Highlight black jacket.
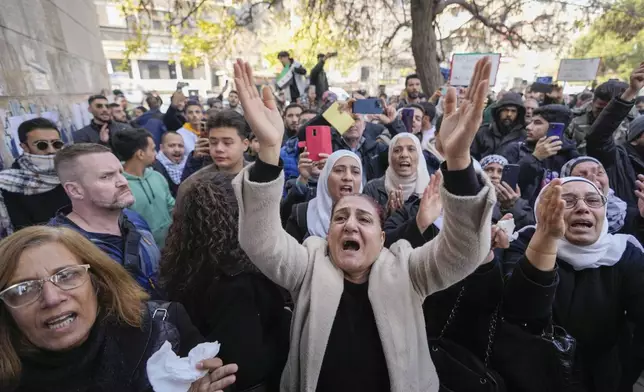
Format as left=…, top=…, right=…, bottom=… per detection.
left=3, top=161, right=70, bottom=231
left=285, top=201, right=310, bottom=243
left=501, top=228, right=644, bottom=392
left=163, top=105, right=186, bottom=132
left=151, top=159, right=179, bottom=198
left=14, top=302, right=202, bottom=392
left=72, top=120, right=129, bottom=147
left=363, top=177, right=388, bottom=208
left=471, top=92, right=527, bottom=160
left=309, top=59, right=329, bottom=96
left=509, top=139, right=580, bottom=207
left=181, top=273, right=290, bottom=391
left=331, top=133, right=389, bottom=182
left=383, top=195, right=440, bottom=248
left=586, top=97, right=644, bottom=207
left=181, top=152, right=213, bottom=182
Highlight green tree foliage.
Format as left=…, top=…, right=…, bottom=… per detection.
left=572, top=0, right=644, bottom=81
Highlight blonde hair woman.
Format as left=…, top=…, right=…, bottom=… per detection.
left=0, top=226, right=237, bottom=392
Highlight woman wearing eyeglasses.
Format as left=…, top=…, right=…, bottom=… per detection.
left=0, top=226, right=238, bottom=392
left=500, top=177, right=644, bottom=392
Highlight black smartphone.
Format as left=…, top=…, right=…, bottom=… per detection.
left=401, top=108, right=414, bottom=133
left=501, top=164, right=521, bottom=190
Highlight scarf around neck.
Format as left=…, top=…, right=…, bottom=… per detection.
left=523, top=177, right=642, bottom=270
left=385, top=133, right=430, bottom=201
left=156, top=151, right=187, bottom=185
left=0, top=154, right=61, bottom=238
left=306, top=150, right=363, bottom=237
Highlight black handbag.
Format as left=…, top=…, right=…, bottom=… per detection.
left=429, top=286, right=507, bottom=392
left=491, top=317, right=586, bottom=392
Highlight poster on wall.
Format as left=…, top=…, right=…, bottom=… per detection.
left=7, top=114, right=37, bottom=157
left=71, top=104, right=84, bottom=130
left=449, top=53, right=502, bottom=86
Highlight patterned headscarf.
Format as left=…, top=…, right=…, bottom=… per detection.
left=480, top=154, right=508, bottom=169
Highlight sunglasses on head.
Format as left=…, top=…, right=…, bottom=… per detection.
left=34, top=140, right=64, bottom=151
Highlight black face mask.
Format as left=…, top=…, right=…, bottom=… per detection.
left=638, top=109, right=644, bottom=115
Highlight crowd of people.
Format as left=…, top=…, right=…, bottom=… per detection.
left=0, top=50, right=643, bottom=392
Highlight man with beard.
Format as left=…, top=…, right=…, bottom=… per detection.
left=524, top=97, right=539, bottom=125
left=153, top=131, right=186, bottom=197
left=73, top=95, right=128, bottom=147
left=108, top=103, right=129, bottom=124
left=397, top=74, right=422, bottom=109
left=0, top=118, right=69, bottom=237
left=227, top=90, right=244, bottom=115
left=280, top=104, right=304, bottom=181
left=500, top=104, right=578, bottom=206
left=49, top=143, right=162, bottom=297
left=470, top=91, right=527, bottom=160
left=567, top=80, right=631, bottom=154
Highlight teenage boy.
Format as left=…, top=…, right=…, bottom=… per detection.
left=177, top=109, right=250, bottom=203
left=111, top=128, right=175, bottom=248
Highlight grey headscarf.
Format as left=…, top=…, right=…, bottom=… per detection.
left=561, top=156, right=627, bottom=234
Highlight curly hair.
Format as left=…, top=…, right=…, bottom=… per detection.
left=160, top=171, right=258, bottom=313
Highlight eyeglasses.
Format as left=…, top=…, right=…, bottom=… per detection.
left=0, top=265, right=90, bottom=308
left=561, top=194, right=606, bottom=209
left=34, top=140, right=64, bottom=151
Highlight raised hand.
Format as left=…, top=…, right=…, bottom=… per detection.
left=491, top=213, right=513, bottom=250
left=99, top=123, right=110, bottom=144
left=387, top=186, right=404, bottom=215
left=297, top=150, right=314, bottom=183
left=623, top=62, right=644, bottom=101
left=535, top=179, right=566, bottom=239
left=416, top=171, right=443, bottom=233
left=634, top=174, right=644, bottom=218
left=377, top=99, right=397, bottom=125
left=234, top=59, right=283, bottom=165
left=438, top=57, right=492, bottom=170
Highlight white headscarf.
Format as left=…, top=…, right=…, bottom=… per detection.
left=306, top=150, right=363, bottom=238
left=385, top=133, right=430, bottom=201
left=527, top=177, right=642, bottom=270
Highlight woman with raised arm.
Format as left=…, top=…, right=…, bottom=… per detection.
left=231, top=58, right=496, bottom=392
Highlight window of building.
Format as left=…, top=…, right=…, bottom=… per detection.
left=182, top=64, right=205, bottom=79
left=105, top=5, right=126, bottom=27
left=139, top=60, right=175, bottom=79
left=109, top=59, right=133, bottom=78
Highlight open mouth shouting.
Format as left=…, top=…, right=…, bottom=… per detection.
left=44, top=312, right=77, bottom=331
left=339, top=185, right=354, bottom=196
left=569, top=219, right=594, bottom=232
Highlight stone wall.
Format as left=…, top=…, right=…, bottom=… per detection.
left=0, top=0, right=109, bottom=167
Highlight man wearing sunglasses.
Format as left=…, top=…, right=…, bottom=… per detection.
left=72, top=94, right=128, bottom=147
left=0, top=118, right=70, bottom=237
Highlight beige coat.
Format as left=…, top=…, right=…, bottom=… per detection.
left=232, top=165, right=496, bottom=392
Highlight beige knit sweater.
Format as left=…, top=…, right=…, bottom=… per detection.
left=232, top=164, right=496, bottom=392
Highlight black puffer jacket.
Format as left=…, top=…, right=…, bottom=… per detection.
left=471, top=93, right=527, bottom=160
left=586, top=96, right=644, bottom=207
left=511, top=139, right=580, bottom=207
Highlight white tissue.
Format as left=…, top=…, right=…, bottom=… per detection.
left=496, top=218, right=519, bottom=242
left=147, top=341, right=221, bottom=392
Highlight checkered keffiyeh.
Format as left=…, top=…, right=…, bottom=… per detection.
left=156, top=151, right=187, bottom=185
left=0, top=154, right=60, bottom=238
left=480, top=154, right=509, bottom=169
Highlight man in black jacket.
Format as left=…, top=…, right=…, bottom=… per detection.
left=501, top=104, right=579, bottom=206
left=585, top=63, right=644, bottom=207
left=0, top=118, right=69, bottom=237
left=470, top=92, right=526, bottom=160
left=73, top=95, right=128, bottom=147
left=309, top=53, right=336, bottom=98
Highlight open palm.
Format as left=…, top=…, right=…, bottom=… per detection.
left=416, top=171, right=443, bottom=233
left=233, top=59, right=284, bottom=149
left=438, top=58, right=492, bottom=168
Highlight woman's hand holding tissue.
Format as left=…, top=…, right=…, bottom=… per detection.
left=189, top=358, right=238, bottom=392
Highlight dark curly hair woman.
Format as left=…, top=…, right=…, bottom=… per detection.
left=161, top=171, right=290, bottom=392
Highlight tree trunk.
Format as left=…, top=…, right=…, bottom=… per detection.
left=410, top=0, right=443, bottom=95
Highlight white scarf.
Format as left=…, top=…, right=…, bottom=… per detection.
left=306, top=150, right=363, bottom=238
left=384, top=133, right=430, bottom=201
left=526, top=177, right=642, bottom=270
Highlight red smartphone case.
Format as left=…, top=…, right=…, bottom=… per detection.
left=306, top=126, right=333, bottom=161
